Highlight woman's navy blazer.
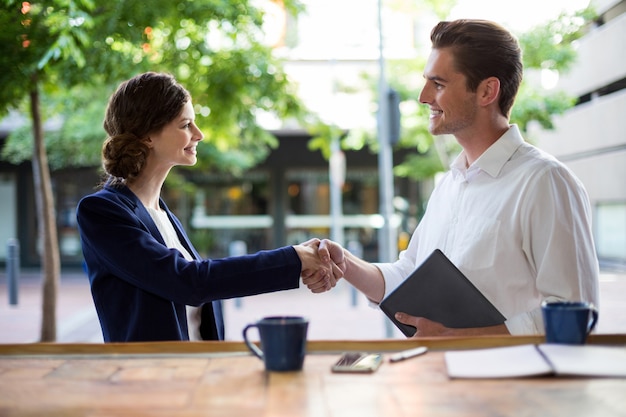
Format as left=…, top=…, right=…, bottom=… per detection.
left=76, top=184, right=301, bottom=342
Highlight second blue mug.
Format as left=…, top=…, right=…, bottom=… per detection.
left=542, top=300, right=598, bottom=344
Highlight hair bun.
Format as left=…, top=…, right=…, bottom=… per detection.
left=102, top=133, right=149, bottom=181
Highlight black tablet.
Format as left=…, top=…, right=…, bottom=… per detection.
left=379, top=249, right=506, bottom=337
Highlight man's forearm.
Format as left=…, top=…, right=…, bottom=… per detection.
left=342, top=249, right=386, bottom=303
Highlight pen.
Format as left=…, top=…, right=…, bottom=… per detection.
left=389, top=346, right=428, bottom=363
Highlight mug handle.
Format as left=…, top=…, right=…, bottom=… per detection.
left=242, top=324, right=264, bottom=360
left=587, top=306, right=599, bottom=334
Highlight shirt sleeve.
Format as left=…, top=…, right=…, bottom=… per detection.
left=514, top=163, right=600, bottom=334
left=374, top=224, right=424, bottom=301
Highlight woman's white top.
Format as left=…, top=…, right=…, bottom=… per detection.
left=146, top=206, right=202, bottom=340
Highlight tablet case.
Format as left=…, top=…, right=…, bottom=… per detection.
left=379, top=249, right=506, bottom=337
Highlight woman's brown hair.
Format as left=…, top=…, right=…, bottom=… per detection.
left=101, top=72, right=190, bottom=185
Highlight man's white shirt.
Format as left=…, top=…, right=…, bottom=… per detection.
left=376, top=125, right=599, bottom=335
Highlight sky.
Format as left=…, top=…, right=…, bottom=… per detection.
left=449, top=0, right=591, bottom=31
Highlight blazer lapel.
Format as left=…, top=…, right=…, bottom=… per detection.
left=109, top=185, right=166, bottom=245
left=160, top=199, right=201, bottom=260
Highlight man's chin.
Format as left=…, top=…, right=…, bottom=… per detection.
left=429, top=126, right=443, bottom=136
left=429, top=123, right=451, bottom=136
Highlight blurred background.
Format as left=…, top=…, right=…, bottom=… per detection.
left=1, top=0, right=624, bottom=342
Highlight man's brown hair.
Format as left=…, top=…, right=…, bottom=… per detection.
left=430, top=19, right=523, bottom=117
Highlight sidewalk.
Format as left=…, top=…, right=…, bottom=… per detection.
left=1, top=270, right=625, bottom=344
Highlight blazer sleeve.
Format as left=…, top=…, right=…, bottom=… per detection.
left=76, top=192, right=301, bottom=306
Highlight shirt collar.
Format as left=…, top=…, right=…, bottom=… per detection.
left=450, top=124, right=525, bottom=180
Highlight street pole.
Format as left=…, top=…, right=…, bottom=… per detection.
left=377, top=0, right=397, bottom=338
left=7, top=238, right=19, bottom=305
left=329, top=136, right=345, bottom=248
left=377, top=0, right=396, bottom=265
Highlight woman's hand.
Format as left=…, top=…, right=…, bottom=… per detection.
left=294, top=239, right=341, bottom=293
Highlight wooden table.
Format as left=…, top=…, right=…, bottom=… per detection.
left=1, top=336, right=625, bottom=417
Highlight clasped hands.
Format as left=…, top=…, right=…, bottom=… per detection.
left=294, top=238, right=345, bottom=294
left=295, top=238, right=463, bottom=338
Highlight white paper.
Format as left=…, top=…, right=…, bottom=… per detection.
left=445, top=344, right=626, bottom=379
left=445, top=344, right=552, bottom=379
left=538, top=344, right=626, bottom=377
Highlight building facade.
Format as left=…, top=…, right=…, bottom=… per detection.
left=532, top=0, right=626, bottom=268
left=0, top=132, right=418, bottom=268
left=1, top=0, right=624, bottom=269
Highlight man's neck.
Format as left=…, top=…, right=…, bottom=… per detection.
left=457, top=122, right=510, bottom=166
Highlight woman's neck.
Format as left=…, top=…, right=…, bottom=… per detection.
left=127, top=171, right=168, bottom=211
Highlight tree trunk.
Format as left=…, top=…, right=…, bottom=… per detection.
left=30, top=74, right=60, bottom=342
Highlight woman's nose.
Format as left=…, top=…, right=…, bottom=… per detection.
left=194, top=126, right=204, bottom=141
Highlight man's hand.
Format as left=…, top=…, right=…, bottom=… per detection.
left=318, top=239, right=347, bottom=276
left=294, top=239, right=339, bottom=293
left=395, top=313, right=450, bottom=337
left=394, top=312, right=510, bottom=337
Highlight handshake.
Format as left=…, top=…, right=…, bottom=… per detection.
left=293, top=238, right=346, bottom=293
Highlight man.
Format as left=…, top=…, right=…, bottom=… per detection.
left=320, top=19, right=599, bottom=336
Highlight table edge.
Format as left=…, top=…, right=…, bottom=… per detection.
left=1, top=334, right=624, bottom=357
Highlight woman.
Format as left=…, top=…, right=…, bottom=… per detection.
left=77, top=72, right=336, bottom=342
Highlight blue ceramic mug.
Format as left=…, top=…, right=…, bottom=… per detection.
left=541, top=301, right=598, bottom=344
left=243, top=316, right=309, bottom=372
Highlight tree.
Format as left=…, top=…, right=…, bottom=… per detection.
left=0, top=0, right=306, bottom=341
left=511, top=7, right=597, bottom=133
left=390, top=6, right=597, bottom=182
left=0, top=0, right=96, bottom=342
left=311, top=4, right=597, bottom=183
left=307, top=0, right=456, bottom=161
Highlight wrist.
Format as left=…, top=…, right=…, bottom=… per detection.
left=338, top=247, right=350, bottom=277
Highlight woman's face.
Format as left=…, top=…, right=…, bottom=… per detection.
left=146, top=100, right=203, bottom=168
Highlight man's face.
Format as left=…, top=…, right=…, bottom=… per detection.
left=419, top=48, right=477, bottom=137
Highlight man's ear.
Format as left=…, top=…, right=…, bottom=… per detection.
left=478, top=77, right=500, bottom=107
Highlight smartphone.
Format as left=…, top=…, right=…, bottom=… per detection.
left=331, top=352, right=383, bottom=373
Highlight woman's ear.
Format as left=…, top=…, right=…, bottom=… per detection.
left=143, top=136, right=154, bottom=149
left=478, top=77, right=500, bottom=107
